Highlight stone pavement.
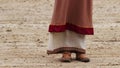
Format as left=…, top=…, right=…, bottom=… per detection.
left=0, top=0, right=120, bottom=68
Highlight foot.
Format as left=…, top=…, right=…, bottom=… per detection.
left=76, top=53, right=90, bottom=62
left=61, top=51, right=72, bottom=62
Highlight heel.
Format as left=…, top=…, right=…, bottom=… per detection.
left=61, top=52, right=72, bottom=62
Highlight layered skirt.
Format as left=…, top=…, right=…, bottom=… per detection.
left=47, top=0, right=94, bottom=54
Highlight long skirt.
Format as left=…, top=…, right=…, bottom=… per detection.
left=47, top=0, right=94, bottom=54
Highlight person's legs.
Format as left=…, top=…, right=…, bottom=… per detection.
left=47, top=30, right=90, bottom=62
left=47, top=0, right=93, bottom=62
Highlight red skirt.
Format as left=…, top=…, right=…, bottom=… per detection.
left=48, top=0, right=94, bottom=35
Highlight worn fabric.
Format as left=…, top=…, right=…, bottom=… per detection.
left=47, top=30, right=86, bottom=54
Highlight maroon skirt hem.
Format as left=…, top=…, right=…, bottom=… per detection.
left=48, top=23, right=94, bottom=35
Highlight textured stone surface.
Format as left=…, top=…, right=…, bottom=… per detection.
left=0, top=0, right=120, bottom=68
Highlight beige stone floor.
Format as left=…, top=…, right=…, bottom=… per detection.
left=0, top=0, right=120, bottom=68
